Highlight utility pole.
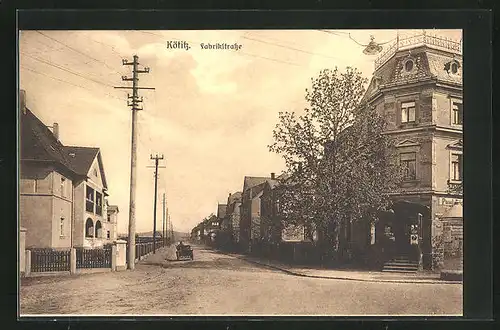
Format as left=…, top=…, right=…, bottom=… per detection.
left=115, top=55, right=154, bottom=270
left=162, top=193, right=166, bottom=247
left=170, top=215, right=174, bottom=243
left=149, top=154, right=164, bottom=254
left=166, top=207, right=169, bottom=245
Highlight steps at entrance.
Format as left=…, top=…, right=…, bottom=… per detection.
left=383, top=256, right=418, bottom=273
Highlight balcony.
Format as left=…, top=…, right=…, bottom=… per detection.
left=96, top=205, right=102, bottom=216
left=86, top=200, right=94, bottom=213
left=374, top=33, right=462, bottom=71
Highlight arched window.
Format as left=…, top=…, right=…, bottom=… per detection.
left=95, top=220, right=102, bottom=238
left=85, top=218, right=94, bottom=238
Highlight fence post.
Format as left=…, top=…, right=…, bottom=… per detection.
left=70, top=248, right=76, bottom=274
left=111, top=244, right=117, bottom=271
left=25, top=250, right=31, bottom=277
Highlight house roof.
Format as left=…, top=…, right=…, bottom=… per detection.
left=227, top=192, right=242, bottom=204
left=361, top=43, right=462, bottom=105
left=20, top=108, right=80, bottom=177
left=242, top=176, right=272, bottom=192
left=64, top=146, right=108, bottom=189
left=107, top=205, right=119, bottom=213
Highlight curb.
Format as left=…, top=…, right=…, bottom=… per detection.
left=213, top=248, right=461, bottom=285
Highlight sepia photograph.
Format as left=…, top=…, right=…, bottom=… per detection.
left=18, top=28, right=464, bottom=317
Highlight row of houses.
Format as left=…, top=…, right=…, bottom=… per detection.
left=192, top=33, right=464, bottom=272
left=19, top=90, right=119, bottom=250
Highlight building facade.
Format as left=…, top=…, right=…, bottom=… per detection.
left=105, top=204, right=119, bottom=243
left=226, top=192, right=242, bottom=244
left=19, top=90, right=116, bottom=250
left=359, top=33, right=463, bottom=270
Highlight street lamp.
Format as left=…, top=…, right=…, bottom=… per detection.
left=348, top=34, right=389, bottom=56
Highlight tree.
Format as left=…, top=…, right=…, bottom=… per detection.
left=269, top=67, right=401, bottom=262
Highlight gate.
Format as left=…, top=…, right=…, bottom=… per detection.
left=76, top=246, right=112, bottom=269
left=31, top=248, right=70, bottom=272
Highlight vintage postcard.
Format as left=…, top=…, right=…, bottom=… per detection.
left=18, top=28, right=463, bottom=317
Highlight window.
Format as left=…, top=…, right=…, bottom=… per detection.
left=107, top=231, right=110, bottom=239
left=60, top=177, right=66, bottom=197
left=95, top=221, right=102, bottom=238
left=400, top=152, right=417, bottom=181
left=86, top=185, right=95, bottom=213
left=405, top=60, right=414, bottom=72
left=451, top=153, right=463, bottom=181
left=451, top=63, right=459, bottom=74
left=401, top=101, right=416, bottom=123
left=107, top=214, right=111, bottom=222
left=60, top=217, right=65, bottom=237
left=93, top=168, right=98, bottom=177
left=85, top=218, right=94, bottom=238
left=452, top=101, right=463, bottom=125
left=95, top=192, right=103, bottom=216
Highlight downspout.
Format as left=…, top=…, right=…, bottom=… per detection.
left=70, top=177, right=75, bottom=249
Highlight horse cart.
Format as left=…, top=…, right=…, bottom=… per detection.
left=176, top=244, right=194, bottom=260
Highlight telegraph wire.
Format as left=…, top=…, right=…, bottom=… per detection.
left=21, top=51, right=117, bottom=88
left=241, top=35, right=343, bottom=60
left=20, top=65, right=127, bottom=102
left=35, top=31, right=123, bottom=75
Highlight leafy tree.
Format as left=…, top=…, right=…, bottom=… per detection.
left=269, top=67, right=401, bottom=262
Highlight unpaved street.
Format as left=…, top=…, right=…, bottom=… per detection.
left=20, top=245, right=462, bottom=316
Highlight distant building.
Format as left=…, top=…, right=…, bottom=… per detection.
left=225, top=192, right=242, bottom=244
left=19, top=89, right=115, bottom=249
left=217, top=203, right=227, bottom=229
left=260, top=174, right=310, bottom=244
left=105, top=203, right=119, bottom=243
left=239, top=174, right=279, bottom=253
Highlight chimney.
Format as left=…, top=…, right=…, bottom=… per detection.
left=20, top=89, right=26, bottom=115
left=271, top=172, right=275, bottom=180
left=52, top=122, right=59, bottom=140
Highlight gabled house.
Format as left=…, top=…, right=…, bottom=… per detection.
left=217, top=203, right=228, bottom=230
left=225, top=192, right=242, bottom=244
left=64, top=145, right=109, bottom=248
left=19, top=89, right=115, bottom=249
left=239, top=174, right=279, bottom=253
left=260, top=173, right=311, bottom=244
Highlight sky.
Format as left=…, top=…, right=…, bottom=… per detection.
left=19, top=29, right=461, bottom=234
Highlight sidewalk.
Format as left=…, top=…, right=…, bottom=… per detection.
left=214, top=248, right=461, bottom=285
left=139, top=245, right=175, bottom=265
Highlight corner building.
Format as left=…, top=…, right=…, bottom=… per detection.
left=360, top=33, right=463, bottom=270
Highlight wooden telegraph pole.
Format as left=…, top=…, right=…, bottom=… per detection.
left=114, top=55, right=154, bottom=270
left=162, top=193, right=166, bottom=247
left=149, top=154, right=165, bottom=254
